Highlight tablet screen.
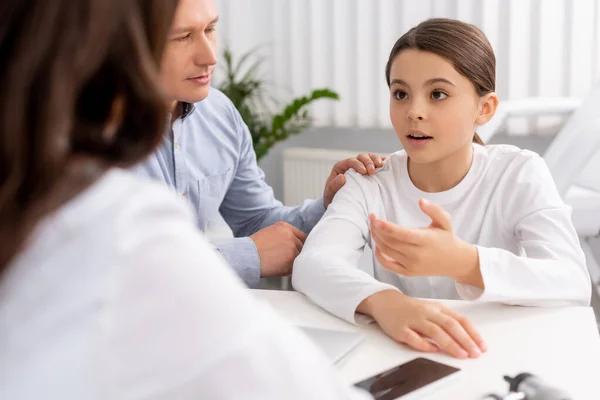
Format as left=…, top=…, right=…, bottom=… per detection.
left=354, top=357, right=460, bottom=399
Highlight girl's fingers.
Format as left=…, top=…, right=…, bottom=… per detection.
left=397, top=328, right=440, bottom=353
left=374, top=247, right=409, bottom=275
left=442, top=306, right=488, bottom=353
left=416, top=321, right=469, bottom=359
left=429, top=312, right=481, bottom=358
left=369, top=214, right=423, bottom=246
left=371, top=232, right=408, bottom=263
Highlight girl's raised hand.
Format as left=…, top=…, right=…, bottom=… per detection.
left=370, top=199, right=484, bottom=288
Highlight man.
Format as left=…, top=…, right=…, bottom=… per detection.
left=134, top=0, right=384, bottom=287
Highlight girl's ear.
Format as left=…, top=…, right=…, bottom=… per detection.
left=475, top=92, right=499, bottom=126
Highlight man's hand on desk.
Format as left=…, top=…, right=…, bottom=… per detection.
left=251, top=222, right=307, bottom=278
left=358, top=290, right=487, bottom=359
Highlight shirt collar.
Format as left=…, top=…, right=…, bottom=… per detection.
left=180, top=102, right=195, bottom=120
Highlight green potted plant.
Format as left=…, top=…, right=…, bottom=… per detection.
left=217, top=46, right=339, bottom=161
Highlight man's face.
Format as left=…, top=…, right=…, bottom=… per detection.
left=160, top=0, right=219, bottom=104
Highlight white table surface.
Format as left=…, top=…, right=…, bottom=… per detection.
left=252, top=289, right=600, bottom=400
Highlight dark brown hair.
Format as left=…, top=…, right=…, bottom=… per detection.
left=0, top=0, right=179, bottom=272
left=385, top=18, right=496, bottom=146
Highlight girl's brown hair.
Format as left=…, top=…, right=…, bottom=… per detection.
left=0, top=0, right=179, bottom=272
left=385, top=18, right=496, bottom=146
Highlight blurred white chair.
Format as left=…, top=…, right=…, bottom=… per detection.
left=476, top=97, right=583, bottom=143
left=480, top=85, right=600, bottom=324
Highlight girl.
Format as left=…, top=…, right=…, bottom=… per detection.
left=0, top=0, right=369, bottom=398
left=292, top=18, right=590, bottom=360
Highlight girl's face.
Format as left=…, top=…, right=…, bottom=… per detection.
left=388, top=49, right=496, bottom=165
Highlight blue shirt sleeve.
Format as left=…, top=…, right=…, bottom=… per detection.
left=218, top=103, right=327, bottom=238
left=212, top=237, right=261, bottom=288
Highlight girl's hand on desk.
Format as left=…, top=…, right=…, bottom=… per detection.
left=358, top=290, right=487, bottom=359
left=369, top=199, right=484, bottom=289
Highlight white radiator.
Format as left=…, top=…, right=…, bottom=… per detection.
left=283, top=147, right=359, bottom=206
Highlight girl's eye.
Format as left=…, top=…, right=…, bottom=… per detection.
left=393, top=90, right=408, bottom=100
left=431, top=91, right=448, bottom=100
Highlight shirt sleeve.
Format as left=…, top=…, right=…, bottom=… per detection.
left=218, top=104, right=326, bottom=237
left=103, top=192, right=371, bottom=400
left=292, top=171, right=401, bottom=325
left=212, top=237, right=261, bottom=288
left=456, top=154, right=591, bottom=306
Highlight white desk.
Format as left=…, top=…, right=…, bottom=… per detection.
left=253, top=289, right=600, bottom=400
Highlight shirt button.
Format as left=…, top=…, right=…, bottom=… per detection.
left=175, top=142, right=179, bottom=150
left=181, top=192, right=186, bottom=199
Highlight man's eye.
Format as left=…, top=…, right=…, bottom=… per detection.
left=175, top=34, right=191, bottom=42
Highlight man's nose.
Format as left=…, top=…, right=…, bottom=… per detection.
left=193, top=34, right=217, bottom=67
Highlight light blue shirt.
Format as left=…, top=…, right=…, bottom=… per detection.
left=133, top=89, right=326, bottom=287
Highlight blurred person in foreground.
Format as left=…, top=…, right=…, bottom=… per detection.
left=0, top=1, right=371, bottom=399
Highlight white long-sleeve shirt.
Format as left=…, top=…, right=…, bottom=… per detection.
left=292, top=144, right=591, bottom=324
left=0, top=169, right=370, bottom=400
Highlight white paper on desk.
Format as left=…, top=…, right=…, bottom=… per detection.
left=298, top=326, right=364, bottom=364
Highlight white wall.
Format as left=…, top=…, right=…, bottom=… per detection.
left=215, top=0, right=600, bottom=134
